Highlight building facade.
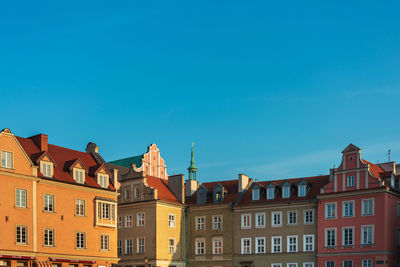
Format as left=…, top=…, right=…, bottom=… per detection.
left=0, top=129, right=118, bottom=267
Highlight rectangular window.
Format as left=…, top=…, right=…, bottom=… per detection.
left=304, top=209, right=314, bottom=224
left=137, top=213, right=145, bottom=226
left=241, top=238, right=251, bottom=254
left=75, top=199, right=85, bottom=216
left=325, top=228, right=336, bottom=247
left=252, top=189, right=260, bottom=200
left=282, top=186, right=290, bottom=198
left=361, top=225, right=373, bottom=245
left=343, top=201, right=354, bottom=217
left=271, top=211, right=282, bottom=227
left=168, top=238, right=175, bottom=254
left=98, top=174, right=108, bottom=188
left=100, top=234, right=109, bottom=251
left=287, top=211, right=297, bottom=225
left=241, top=214, right=251, bottom=229
left=362, top=260, right=372, bottom=267
left=124, top=188, right=130, bottom=200
left=303, top=263, right=314, bottom=267
left=287, top=235, right=298, bottom=252
left=15, top=188, right=27, bottom=208
left=76, top=232, right=86, bottom=249
left=195, top=239, right=205, bottom=255
left=74, top=169, right=85, bottom=184
left=255, top=213, right=265, bottom=228
left=362, top=199, right=374, bottom=216
left=196, top=216, right=205, bottom=230
left=326, top=261, right=335, bottom=267
left=347, top=176, right=355, bottom=187
left=212, top=215, right=223, bottom=230
left=272, top=264, right=282, bottom=267
left=255, top=237, right=265, bottom=254
left=118, top=216, right=122, bottom=228
left=343, top=227, right=354, bottom=246
left=397, top=228, right=400, bottom=247
left=117, top=240, right=122, bottom=255
left=44, top=229, right=54, bottom=246
left=343, top=261, right=353, bottom=267
left=303, top=234, right=314, bottom=251
left=397, top=202, right=400, bottom=217
left=212, top=238, right=223, bottom=255
left=16, top=225, right=28, bottom=245
left=1, top=151, right=13, bottom=169
left=135, top=187, right=140, bottom=198
left=267, top=188, right=275, bottom=199
left=125, top=239, right=133, bottom=254
left=101, top=203, right=110, bottom=219
left=44, top=194, right=54, bottom=212
left=271, top=236, right=282, bottom=253
left=287, top=264, right=298, bottom=267
left=169, top=214, right=176, bottom=228
left=137, top=238, right=145, bottom=253
left=298, top=185, right=306, bottom=197
left=325, top=203, right=337, bottom=219
left=125, top=215, right=133, bottom=227
left=41, top=162, right=52, bottom=177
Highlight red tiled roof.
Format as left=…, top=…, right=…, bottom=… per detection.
left=145, top=176, right=181, bottom=204
left=16, top=136, right=115, bottom=191
left=362, top=159, right=384, bottom=179
left=186, top=179, right=240, bottom=205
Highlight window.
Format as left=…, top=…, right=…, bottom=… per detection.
left=117, top=216, right=122, bottom=228
left=347, top=176, right=355, bottom=187
left=125, top=239, right=133, bottom=254
left=325, top=203, right=337, bottom=219
left=100, top=234, right=109, bottom=251
left=303, top=234, right=314, bottom=251
left=124, top=188, right=130, bottom=200
left=343, top=201, right=354, bottom=217
left=271, top=211, right=282, bottom=227
left=267, top=188, right=275, bottom=199
left=271, top=236, right=282, bottom=253
left=212, top=237, right=223, bottom=255
left=125, top=215, right=133, bottom=227
left=272, top=264, right=282, bottom=267
left=304, top=209, right=314, bottom=224
left=98, top=202, right=115, bottom=220
left=298, top=185, right=306, bottom=197
left=287, top=264, right=298, bottom=267
left=287, top=211, right=297, bottom=225
left=325, top=228, right=336, bottom=247
left=343, top=261, right=353, bottom=267
left=252, top=189, right=260, bottom=200
left=137, top=213, right=145, bottom=226
left=241, top=238, right=251, bottom=254
left=255, top=213, right=265, bottom=228
left=44, top=229, right=54, bottom=246
left=196, top=216, right=205, bottom=230
left=303, top=264, right=314, bottom=267
left=282, top=186, right=290, bottom=198
left=215, top=191, right=222, bottom=202
left=195, top=239, right=205, bottom=255
left=1, top=151, right=13, bottom=169
left=98, top=174, right=108, bottom=188
left=362, top=199, right=374, bottom=215
left=76, top=232, right=86, bottom=249
left=75, top=199, right=85, bottom=216
left=361, top=225, right=373, bottom=245
left=15, top=188, right=27, bottom=208
left=74, top=169, right=85, bottom=184
left=135, top=187, right=140, bottom=198
left=362, top=260, right=372, bottom=267
left=168, top=238, right=175, bottom=254
left=16, top=225, right=27, bottom=245
left=213, top=215, right=223, bottom=230
left=287, top=235, right=298, bottom=252
left=343, top=227, right=354, bottom=246
left=117, top=240, right=122, bottom=255
left=397, top=202, right=400, bottom=217
left=137, top=238, right=145, bottom=253
left=41, top=162, right=52, bottom=177
left=397, top=228, right=400, bottom=247
left=255, top=237, right=265, bottom=254
left=44, top=194, right=54, bottom=212
left=241, top=214, right=251, bottom=229
left=169, top=214, right=176, bottom=228
left=326, top=261, right=335, bottom=267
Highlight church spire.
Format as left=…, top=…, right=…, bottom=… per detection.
left=188, top=143, right=197, bottom=181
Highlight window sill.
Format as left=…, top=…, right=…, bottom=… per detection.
left=271, top=225, right=282, bottom=227
left=324, top=246, right=337, bottom=249
left=287, top=223, right=298, bottom=226
left=14, top=206, right=29, bottom=210
left=75, top=247, right=87, bottom=250
left=341, top=245, right=354, bottom=248
left=255, top=226, right=266, bottom=229
left=42, top=211, right=56, bottom=214
left=43, top=245, right=55, bottom=248
left=361, top=214, right=374, bottom=217
left=325, top=217, right=336, bottom=220
left=15, top=243, right=29, bottom=246
left=360, top=243, right=374, bottom=248
left=74, top=215, right=87, bottom=218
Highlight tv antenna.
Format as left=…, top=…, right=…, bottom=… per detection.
left=387, top=149, right=391, bottom=162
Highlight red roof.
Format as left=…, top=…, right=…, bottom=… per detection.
left=145, top=176, right=181, bottom=204
left=362, top=159, right=384, bottom=179
left=16, top=136, right=115, bottom=191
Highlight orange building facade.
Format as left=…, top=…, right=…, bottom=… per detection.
left=0, top=129, right=119, bottom=267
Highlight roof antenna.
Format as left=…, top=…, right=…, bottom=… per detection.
left=387, top=149, right=391, bottom=162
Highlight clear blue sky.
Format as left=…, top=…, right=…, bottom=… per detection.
left=1, top=1, right=400, bottom=182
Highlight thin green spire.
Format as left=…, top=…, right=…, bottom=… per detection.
left=188, top=143, right=197, bottom=180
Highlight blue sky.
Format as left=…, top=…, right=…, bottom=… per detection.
left=1, top=1, right=400, bottom=182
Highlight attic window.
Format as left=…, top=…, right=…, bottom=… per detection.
left=282, top=186, right=290, bottom=198
left=41, top=162, right=53, bottom=178
left=267, top=188, right=275, bottom=200
left=298, top=185, right=306, bottom=197
left=252, top=189, right=260, bottom=201
left=98, top=174, right=109, bottom=188
left=215, top=192, right=222, bottom=202
left=74, top=169, right=85, bottom=184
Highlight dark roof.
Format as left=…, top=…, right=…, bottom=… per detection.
left=109, top=155, right=143, bottom=168
left=186, top=179, right=240, bottom=205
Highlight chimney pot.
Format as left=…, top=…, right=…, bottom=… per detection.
left=30, top=134, right=48, bottom=151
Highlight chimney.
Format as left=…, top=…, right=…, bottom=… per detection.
left=86, top=142, right=99, bottom=154
left=113, top=169, right=120, bottom=191
left=30, top=134, right=48, bottom=151
left=238, top=173, right=249, bottom=193
left=185, top=179, right=199, bottom=197
left=168, top=174, right=185, bottom=203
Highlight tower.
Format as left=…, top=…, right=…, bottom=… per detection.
left=188, top=143, right=197, bottom=181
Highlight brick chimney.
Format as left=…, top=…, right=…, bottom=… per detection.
left=168, top=174, right=185, bottom=203
left=30, top=134, right=48, bottom=151
left=238, top=173, right=249, bottom=193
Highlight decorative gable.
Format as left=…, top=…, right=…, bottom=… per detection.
left=65, top=158, right=88, bottom=184
left=94, top=163, right=112, bottom=189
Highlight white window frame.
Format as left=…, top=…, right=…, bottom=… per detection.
left=16, top=225, right=28, bottom=245
left=196, top=216, right=205, bottom=230
left=287, top=235, right=298, bottom=252
left=98, top=174, right=109, bottom=188
left=347, top=176, right=355, bottom=187
left=43, top=194, right=55, bottom=212
left=137, top=237, right=145, bottom=254
left=117, top=216, right=122, bottom=228
left=271, top=264, right=282, bottom=267
left=287, top=264, right=298, bottom=267
left=241, top=214, right=251, bottom=229
left=287, top=210, right=298, bottom=225
left=255, top=212, right=266, bottom=228
left=342, top=226, right=354, bottom=246
left=100, top=234, right=109, bottom=251
left=303, top=234, right=315, bottom=252
left=212, top=237, right=223, bottom=255
left=282, top=186, right=290, bottom=198
left=325, top=228, right=336, bottom=247
left=195, top=238, right=205, bottom=255
left=271, top=211, right=282, bottom=227
left=325, top=261, right=335, bottom=267
left=298, top=185, right=306, bottom=197
left=343, top=261, right=353, bottom=267
left=267, top=188, right=275, bottom=199
left=303, top=263, right=315, bottom=267
left=1, top=150, right=13, bottom=169
left=255, top=237, right=265, bottom=254
left=41, top=161, right=53, bottom=178
left=241, top=238, right=251, bottom=254
left=304, top=209, right=314, bottom=224
left=117, top=240, right=122, bottom=255
left=252, top=189, right=260, bottom=201
left=73, top=168, right=85, bottom=184
left=15, top=188, right=27, bottom=208
left=361, top=225, right=374, bottom=245
left=325, top=202, right=337, bottom=219
left=125, top=239, right=133, bottom=254
left=137, top=213, right=145, bottom=226
left=212, top=215, right=223, bottom=230
left=169, top=213, right=176, bottom=228
left=271, top=236, right=282, bottom=253
left=342, top=200, right=355, bottom=218
left=361, top=198, right=374, bottom=216
left=44, top=228, right=55, bottom=247
left=76, top=232, right=86, bottom=249
left=75, top=199, right=85, bottom=216
left=125, top=215, right=133, bottom=227
left=361, top=260, right=372, bottom=267
left=168, top=238, right=176, bottom=254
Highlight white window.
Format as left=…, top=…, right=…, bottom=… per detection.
left=347, top=176, right=355, bottom=187
left=169, top=214, right=176, bottom=228
left=287, top=211, right=297, bottom=225
left=75, top=199, right=85, bottom=216
left=255, top=237, right=265, bottom=254
left=98, top=174, right=109, bottom=188
left=287, top=264, right=298, bottom=267
left=76, top=232, right=86, bottom=249
left=100, top=234, right=109, bottom=251
left=41, top=162, right=53, bottom=177
left=343, top=261, right=353, bottom=267
left=195, top=238, right=205, bottom=255
left=16, top=225, right=28, bottom=245
left=287, top=235, right=298, bottom=252
left=282, top=186, right=290, bottom=198
left=267, top=188, right=275, bottom=199
left=44, top=229, right=54, bottom=246
left=303, top=234, right=314, bottom=251
left=196, top=216, right=205, bottom=230
left=125, top=215, right=133, bottom=227
left=117, top=240, right=122, bottom=255
left=74, top=169, right=85, bottom=184
left=213, top=215, right=223, bottom=230
left=272, top=264, right=282, bottom=267
left=271, top=211, right=282, bottom=227
left=342, top=227, right=354, bottom=246
left=44, top=194, right=54, bottom=212
left=241, top=238, right=251, bottom=254
left=361, top=225, right=373, bottom=245
left=97, top=202, right=116, bottom=220
left=325, top=228, right=336, bottom=247
left=137, top=237, right=145, bottom=253
left=326, top=261, right=335, bottom=267
left=1, top=151, right=13, bottom=169
left=303, top=263, right=314, bottom=267
left=362, top=199, right=374, bottom=215
left=135, top=187, right=140, bottom=198
left=325, top=203, right=337, bottom=219
left=304, top=209, right=314, bottom=224
left=343, top=201, right=354, bottom=217
left=362, top=260, right=372, bottom=267
left=255, top=212, right=266, bottom=228
left=137, top=213, right=145, bottom=226
left=125, top=239, right=133, bottom=254
left=124, top=188, right=130, bottom=200
left=252, top=189, right=260, bottom=200
left=168, top=238, right=175, bottom=254
left=298, top=185, right=306, bottom=197
left=271, top=236, right=282, bottom=253
left=212, top=237, right=223, bottom=255
left=241, top=214, right=251, bottom=229
left=15, top=188, right=27, bottom=208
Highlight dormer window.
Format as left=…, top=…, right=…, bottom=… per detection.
left=41, top=162, right=53, bottom=178
left=298, top=185, right=306, bottom=197
left=98, top=174, right=109, bottom=188
left=252, top=189, right=260, bottom=201
left=215, top=192, right=222, bottom=202
left=267, top=188, right=275, bottom=200
left=74, top=169, right=85, bottom=184
left=282, top=186, right=290, bottom=198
